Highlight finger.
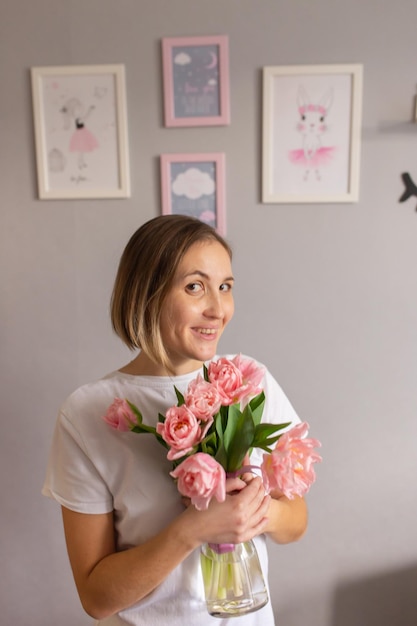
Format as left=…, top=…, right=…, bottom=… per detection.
left=243, top=476, right=266, bottom=500
left=250, top=513, right=270, bottom=537
left=240, top=471, right=255, bottom=483
left=242, top=478, right=269, bottom=514
left=246, top=494, right=271, bottom=532
left=225, top=476, right=247, bottom=493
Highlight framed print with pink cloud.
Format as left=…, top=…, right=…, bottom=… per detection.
left=160, top=153, right=226, bottom=235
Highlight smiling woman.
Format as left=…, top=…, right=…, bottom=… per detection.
left=42, top=214, right=307, bottom=626
left=111, top=215, right=233, bottom=375
left=155, top=240, right=235, bottom=375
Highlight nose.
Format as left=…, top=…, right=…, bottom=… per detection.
left=204, top=291, right=223, bottom=319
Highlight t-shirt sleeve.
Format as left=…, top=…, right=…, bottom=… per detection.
left=263, top=369, right=301, bottom=428
left=249, top=368, right=301, bottom=467
left=42, top=410, right=113, bottom=514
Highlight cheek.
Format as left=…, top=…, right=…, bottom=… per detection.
left=161, top=295, right=188, bottom=327
left=225, top=297, right=235, bottom=323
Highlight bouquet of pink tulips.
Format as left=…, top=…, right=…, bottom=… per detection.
left=103, top=355, right=321, bottom=617
left=102, top=355, right=322, bottom=511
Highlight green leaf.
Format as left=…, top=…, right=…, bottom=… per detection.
left=203, top=364, right=210, bottom=382
left=131, top=423, right=156, bottom=435
left=174, top=386, right=185, bottom=406
left=248, top=392, right=265, bottom=426
left=252, top=422, right=290, bottom=447
left=219, top=405, right=229, bottom=432
left=215, top=412, right=224, bottom=444
left=214, top=442, right=228, bottom=470
left=224, top=404, right=256, bottom=472
left=201, top=440, right=216, bottom=457
left=253, top=442, right=275, bottom=453
left=222, top=403, right=241, bottom=451
left=200, top=430, right=218, bottom=455
left=126, top=400, right=143, bottom=425
left=131, top=423, right=169, bottom=451
left=227, top=420, right=254, bottom=472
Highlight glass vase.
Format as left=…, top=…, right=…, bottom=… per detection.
left=200, top=539, right=269, bottom=618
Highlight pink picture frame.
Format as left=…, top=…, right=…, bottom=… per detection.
left=160, top=153, right=226, bottom=235
left=162, top=35, right=230, bottom=127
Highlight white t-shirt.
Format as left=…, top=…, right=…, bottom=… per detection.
left=42, top=357, right=300, bottom=626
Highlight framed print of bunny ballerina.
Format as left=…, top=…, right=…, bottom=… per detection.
left=262, top=64, right=363, bottom=204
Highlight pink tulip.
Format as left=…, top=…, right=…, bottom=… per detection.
left=185, top=374, right=222, bottom=420
left=170, top=453, right=226, bottom=510
left=231, top=354, right=265, bottom=404
left=157, top=405, right=203, bottom=460
left=208, top=356, right=265, bottom=406
left=102, top=398, right=136, bottom=432
left=232, top=354, right=264, bottom=388
left=207, top=358, right=243, bottom=405
left=261, top=422, right=322, bottom=499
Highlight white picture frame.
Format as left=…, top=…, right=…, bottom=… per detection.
left=262, top=64, right=363, bottom=203
left=31, top=64, right=130, bottom=199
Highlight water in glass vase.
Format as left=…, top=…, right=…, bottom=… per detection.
left=200, top=539, right=269, bottom=618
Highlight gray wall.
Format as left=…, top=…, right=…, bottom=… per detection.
left=1, top=1, right=417, bottom=625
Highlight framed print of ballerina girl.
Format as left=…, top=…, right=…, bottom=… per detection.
left=31, top=64, right=130, bottom=199
left=262, top=64, right=363, bottom=203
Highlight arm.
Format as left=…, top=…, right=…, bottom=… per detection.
left=240, top=449, right=308, bottom=544
left=239, top=469, right=308, bottom=544
left=62, top=507, right=197, bottom=620
left=61, top=475, right=270, bottom=620
left=257, top=371, right=309, bottom=543
left=264, top=492, right=308, bottom=544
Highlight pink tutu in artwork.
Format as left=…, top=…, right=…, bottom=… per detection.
left=69, top=127, right=99, bottom=153
left=288, top=146, right=335, bottom=167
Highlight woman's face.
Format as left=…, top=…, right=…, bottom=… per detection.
left=159, top=240, right=234, bottom=375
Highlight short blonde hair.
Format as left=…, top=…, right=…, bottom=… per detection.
left=111, top=215, right=232, bottom=371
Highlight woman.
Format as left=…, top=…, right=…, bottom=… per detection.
left=43, top=215, right=307, bottom=625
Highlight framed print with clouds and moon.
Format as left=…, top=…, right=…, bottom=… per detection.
left=162, top=36, right=230, bottom=127
left=160, top=153, right=226, bottom=235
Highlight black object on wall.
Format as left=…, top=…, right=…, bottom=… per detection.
left=399, top=172, right=417, bottom=210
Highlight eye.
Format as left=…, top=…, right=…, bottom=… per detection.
left=220, top=282, right=233, bottom=293
left=320, top=116, right=324, bottom=122
left=186, top=282, right=203, bottom=293
left=301, top=114, right=306, bottom=121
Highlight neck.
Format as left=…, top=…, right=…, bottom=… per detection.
left=119, top=351, right=203, bottom=377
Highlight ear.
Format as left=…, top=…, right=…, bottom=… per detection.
left=319, top=88, right=334, bottom=113
left=297, top=85, right=310, bottom=108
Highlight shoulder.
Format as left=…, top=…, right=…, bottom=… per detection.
left=62, top=371, right=118, bottom=405
left=59, top=371, right=126, bottom=429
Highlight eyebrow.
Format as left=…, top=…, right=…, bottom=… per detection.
left=182, top=270, right=235, bottom=282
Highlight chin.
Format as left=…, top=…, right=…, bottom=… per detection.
left=200, top=348, right=219, bottom=363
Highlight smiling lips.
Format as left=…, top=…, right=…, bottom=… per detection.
left=196, top=328, right=217, bottom=335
